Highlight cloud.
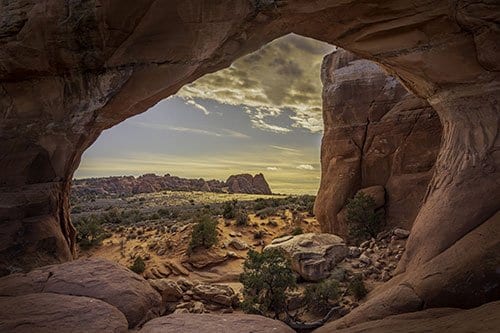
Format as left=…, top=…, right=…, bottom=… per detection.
left=270, top=145, right=300, bottom=153
left=297, top=164, right=315, bottom=170
left=185, top=98, right=209, bottom=115
left=178, top=34, right=334, bottom=133
left=267, top=166, right=279, bottom=171
left=133, top=122, right=249, bottom=138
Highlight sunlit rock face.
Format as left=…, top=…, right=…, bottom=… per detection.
left=0, top=0, right=499, bottom=328
left=315, top=49, right=442, bottom=237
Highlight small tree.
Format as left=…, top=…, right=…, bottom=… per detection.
left=240, top=249, right=296, bottom=318
left=74, top=215, right=106, bottom=249
left=304, top=279, right=341, bottom=315
left=346, top=192, right=383, bottom=243
left=129, top=256, right=146, bottom=274
left=189, top=214, right=218, bottom=251
left=235, top=209, right=249, bottom=226
left=348, top=274, right=368, bottom=300
left=222, top=200, right=238, bottom=219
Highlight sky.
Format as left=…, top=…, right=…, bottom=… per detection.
left=75, top=34, right=335, bottom=194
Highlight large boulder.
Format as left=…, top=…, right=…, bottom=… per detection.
left=265, top=233, right=347, bottom=281
left=139, top=313, right=295, bottom=333
left=314, top=301, right=500, bottom=333
left=0, top=258, right=161, bottom=327
left=0, top=293, right=128, bottom=333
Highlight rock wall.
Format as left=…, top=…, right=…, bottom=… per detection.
left=1, top=0, right=499, bottom=328
left=315, top=49, right=442, bottom=236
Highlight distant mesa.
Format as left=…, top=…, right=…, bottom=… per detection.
left=72, top=173, right=272, bottom=197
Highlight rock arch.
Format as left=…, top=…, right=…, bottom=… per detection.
left=1, top=0, right=498, bottom=325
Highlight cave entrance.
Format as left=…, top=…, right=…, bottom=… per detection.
left=69, top=34, right=332, bottom=274
left=74, top=34, right=329, bottom=196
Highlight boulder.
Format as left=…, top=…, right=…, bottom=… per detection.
left=185, top=249, right=228, bottom=269
left=0, top=258, right=161, bottom=327
left=358, top=186, right=385, bottom=209
left=192, top=283, right=238, bottom=307
left=0, top=293, right=128, bottom=333
left=265, top=233, right=347, bottom=281
left=393, top=228, right=410, bottom=239
left=149, top=279, right=183, bottom=302
left=228, top=238, right=248, bottom=250
left=139, top=313, right=295, bottom=333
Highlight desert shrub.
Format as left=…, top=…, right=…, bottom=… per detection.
left=157, top=208, right=170, bottom=217
left=346, top=192, right=383, bottom=243
left=267, top=219, right=279, bottom=227
left=189, top=214, right=218, bottom=251
left=304, top=279, right=341, bottom=315
left=291, top=226, right=303, bottom=235
left=240, top=249, right=296, bottom=318
left=348, top=274, right=368, bottom=300
left=256, top=207, right=277, bottom=219
left=74, top=215, right=106, bottom=249
left=222, top=200, right=238, bottom=219
left=253, top=230, right=265, bottom=239
left=235, top=209, right=249, bottom=226
left=129, top=256, right=146, bottom=274
left=149, top=213, right=160, bottom=220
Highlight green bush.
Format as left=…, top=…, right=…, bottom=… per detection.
left=223, top=200, right=238, bottom=219
left=346, top=192, right=383, bottom=243
left=189, top=214, right=218, bottom=251
left=348, top=274, right=367, bottom=300
left=304, top=279, right=341, bottom=315
left=240, top=249, right=296, bottom=318
left=291, top=226, right=303, bottom=235
left=74, top=215, right=106, bottom=249
left=129, top=256, right=146, bottom=274
left=256, top=207, right=277, bottom=219
left=235, top=209, right=249, bottom=226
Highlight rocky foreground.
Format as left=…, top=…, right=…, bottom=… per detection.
left=72, top=173, right=272, bottom=198
left=1, top=229, right=498, bottom=333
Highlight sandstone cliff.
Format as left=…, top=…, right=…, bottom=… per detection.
left=315, top=49, right=442, bottom=236
left=72, top=173, right=272, bottom=198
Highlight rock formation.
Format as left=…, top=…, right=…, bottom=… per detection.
left=71, top=172, right=272, bottom=198
left=0, top=0, right=499, bottom=330
left=265, top=233, right=348, bottom=281
left=315, top=49, right=442, bottom=236
left=226, top=173, right=272, bottom=194
left=0, top=258, right=161, bottom=328
left=139, top=313, right=295, bottom=333
left=314, top=301, right=500, bottom=333
left=0, top=293, right=129, bottom=333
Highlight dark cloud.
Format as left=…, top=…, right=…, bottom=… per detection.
left=179, top=34, right=334, bottom=133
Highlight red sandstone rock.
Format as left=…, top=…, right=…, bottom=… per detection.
left=139, top=313, right=295, bottom=333
left=315, top=49, right=441, bottom=236
left=0, top=293, right=128, bottom=333
left=0, top=258, right=161, bottom=328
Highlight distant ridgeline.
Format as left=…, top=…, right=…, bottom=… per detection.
left=71, top=173, right=272, bottom=197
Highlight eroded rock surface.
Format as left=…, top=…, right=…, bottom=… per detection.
left=265, top=233, right=347, bottom=281
left=0, top=258, right=161, bottom=327
left=314, top=301, right=500, bottom=333
left=139, top=313, right=295, bottom=333
left=315, top=49, right=442, bottom=236
left=0, top=293, right=128, bottom=333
